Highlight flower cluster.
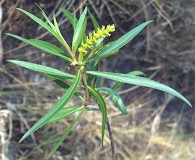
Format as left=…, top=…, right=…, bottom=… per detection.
left=78, top=24, right=115, bottom=55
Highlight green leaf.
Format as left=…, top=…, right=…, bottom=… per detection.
left=88, top=10, right=99, bottom=31
left=36, top=4, right=55, bottom=30
left=127, top=70, right=145, bottom=76
left=91, top=21, right=153, bottom=60
left=7, top=60, right=75, bottom=79
left=60, top=8, right=78, bottom=27
left=30, top=39, right=71, bottom=61
left=73, top=9, right=77, bottom=31
left=52, top=14, right=72, bottom=54
left=97, top=87, right=128, bottom=115
left=72, top=7, right=87, bottom=53
left=6, top=33, right=72, bottom=62
left=86, top=63, right=96, bottom=86
left=89, top=50, right=119, bottom=62
left=111, top=70, right=145, bottom=91
left=17, top=8, right=71, bottom=54
left=47, top=107, right=85, bottom=159
left=47, top=74, right=84, bottom=101
left=48, top=106, right=84, bottom=123
left=104, top=71, right=145, bottom=98
left=86, top=62, right=101, bottom=87
left=87, top=71, right=192, bottom=107
left=17, top=8, right=56, bottom=36
left=19, top=70, right=81, bottom=143
left=87, top=86, right=107, bottom=145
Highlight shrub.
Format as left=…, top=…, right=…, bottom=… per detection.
left=7, top=6, right=191, bottom=159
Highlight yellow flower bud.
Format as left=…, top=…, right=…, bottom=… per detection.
left=78, top=24, right=115, bottom=55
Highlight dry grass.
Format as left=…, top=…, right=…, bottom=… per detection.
left=0, top=0, right=194, bottom=159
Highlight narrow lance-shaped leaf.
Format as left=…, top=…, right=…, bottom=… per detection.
left=60, top=8, right=78, bottom=27
left=17, top=8, right=72, bottom=56
left=90, top=21, right=153, bottom=61
left=86, top=62, right=101, bottom=88
left=47, top=107, right=85, bottom=159
left=19, top=70, right=81, bottom=143
left=105, top=71, right=145, bottom=98
left=7, top=60, right=75, bottom=79
left=36, top=4, right=55, bottom=30
left=48, top=106, right=84, bottom=123
left=97, top=87, right=128, bottom=115
left=87, top=86, right=107, bottom=145
left=53, top=14, right=72, bottom=54
left=17, top=8, right=57, bottom=37
left=112, top=71, right=145, bottom=91
left=86, top=63, right=96, bottom=86
left=73, top=9, right=77, bottom=31
left=47, top=74, right=84, bottom=101
left=72, top=7, right=87, bottom=53
left=88, top=10, right=99, bottom=31
left=87, top=71, right=192, bottom=107
left=6, top=34, right=72, bottom=62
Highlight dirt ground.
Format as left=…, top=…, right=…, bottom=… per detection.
left=0, top=0, right=195, bottom=160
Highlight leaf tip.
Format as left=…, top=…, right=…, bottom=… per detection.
left=122, top=111, right=128, bottom=115
left=188, top=102, right=192, bottom=107
left=18, top=137, right=24, bottom=143
left=6, top=59, right=13, bottom=63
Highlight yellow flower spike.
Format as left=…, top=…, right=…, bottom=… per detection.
left=78, top=24, right=115, bottom=60
left=93, top=32, right=101, bottom=39
left=78, top=47, right=87, bottom=54
left=81, top=42, right=89, bottom=50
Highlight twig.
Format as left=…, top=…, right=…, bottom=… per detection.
left=0, top=4, right=3, bottom=64
left=7, top=103, right=37, bottom=145
left=107, top=117, right=117, bottom=160
left=140, top=0, right=151, bottom=57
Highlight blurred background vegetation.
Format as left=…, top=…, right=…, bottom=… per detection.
left=0, top=0, right=194, bottom=159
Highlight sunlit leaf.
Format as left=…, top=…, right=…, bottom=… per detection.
left=91, top=21, right=153, bottom=60
left=7, top=60, right=75, bottom=79
left=52, top=14, right=72, bottom=54
left=36, top=4, right=55, bottom=30
left=111, top=70, right=145, bottom=91
left=104, top=71, right=145, bottom=98
left=88, top=10, right=99, bottom=31
left=87, top=71, right=192, bottom=107
left=87, top=86, right=107, bottom=145
left=97, top=87, right=128, bottom=115
left=19, top=70, right=81, bottom=143
left=17, top=8, right=56, bottom=36
left=17, top=8, right=72, bottom=55
left=88, top=50, right=119, bottom=62
left=47, top=107, right=85, bottom=159
left=60, top=8, right=78, bottom=27
left=6, top=34, right=72, bottom=62
left=48, top=106, right=84, bottom=123
left=72, top=7, right=87, bottom=53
